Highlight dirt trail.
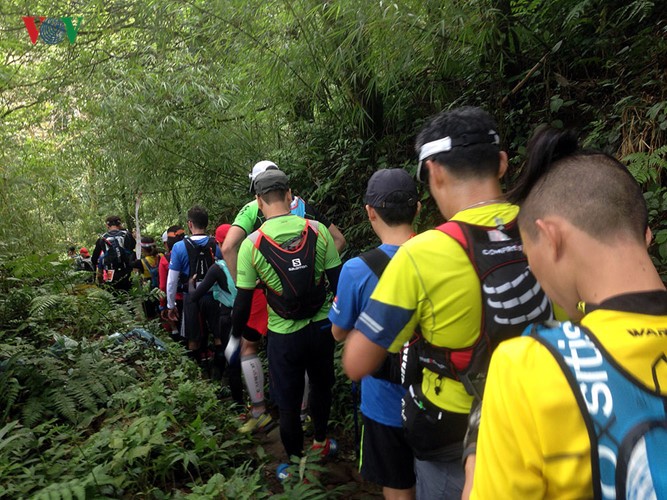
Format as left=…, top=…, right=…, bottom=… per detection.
left=257, top=425, right=383, bottom=498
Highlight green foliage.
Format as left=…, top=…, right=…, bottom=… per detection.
left=0, top=254, right=269, bottom=498
left=1, top=0, right=667, bottom=493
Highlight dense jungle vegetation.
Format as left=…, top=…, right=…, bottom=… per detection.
left=1, top=0, right=666, bottom=497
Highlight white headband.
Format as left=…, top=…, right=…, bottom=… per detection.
left=418, top=130, right=500, bottom=162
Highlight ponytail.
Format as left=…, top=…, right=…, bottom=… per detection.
left=508, top=127, right=579, bottom=205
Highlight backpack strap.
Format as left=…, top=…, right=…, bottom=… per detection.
left=437, top=220, right=469, bottom=252
left=358, top=248, right=391, bottom=279
left=530, top=321, right=667, bottom=500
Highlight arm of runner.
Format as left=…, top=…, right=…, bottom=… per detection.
left=328, top=259, right=361, bottom=342
left=343, top=329, right=388, bottom=381
left=331, top=324, right=351, bottom=342
left=325, top=264, right=341, bottom=296
left=327, top=223, right=346, bottom=253
left=231, top=287, right=254, bottom=339
left=91, top=239, right=103, bottom=269
left=221, top=225, right=247, bottom=281
left=186, top=265, right=227, bottom=303
left=166, top=269, right=180, bottom=311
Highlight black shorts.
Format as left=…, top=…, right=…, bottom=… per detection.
left=182, top=293, right=221, bottom=342
left=360, top=414, right=416, bottom=490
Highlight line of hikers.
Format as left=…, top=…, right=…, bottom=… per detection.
left=69, top=105, right=666, bottom=499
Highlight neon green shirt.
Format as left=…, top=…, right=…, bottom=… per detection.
left=236, top=214, right=341, bottom=333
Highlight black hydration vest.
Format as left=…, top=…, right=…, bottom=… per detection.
left=181, top=236, right=216, bottom=288
left=415, top=219, right=552, bottom=399
left=247, top=220, right=328, bottom=320
left=359, top=248, right=420, bottom=386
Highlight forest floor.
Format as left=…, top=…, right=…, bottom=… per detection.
left=254, top=413, right=383, bottom=498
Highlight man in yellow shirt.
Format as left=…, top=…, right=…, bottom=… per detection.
left=343, top=106, right=552, bottom=498
left=471, top=128, right=667, bottom=499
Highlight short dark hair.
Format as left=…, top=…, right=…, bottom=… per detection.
left=415, top=106, right=501, bottom=180
left=141, top=236, right=158, bottom=256
left=166, top=225, right=185, bottom=250
left=106, top=215, right=122, bottom=227
left=514, top=127, right=647, bottom=243
left=187, top=206, right=208, bottom=230
left=259, top=189, right=289, bottom=205
left=374, top=191, right=419, bottom=227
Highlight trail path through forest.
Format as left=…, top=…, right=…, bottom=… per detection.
left=257, top=424, right=383, bottom=497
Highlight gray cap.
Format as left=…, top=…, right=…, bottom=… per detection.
left=253, top=169, right=289, bottom=195
left=364, top=168, right=418, bottom=208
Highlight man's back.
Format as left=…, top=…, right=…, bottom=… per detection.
left=471, top=127, right=667, bottom=499
left=237, top=214, right=339, bottom=332
left=359, top=203, right=521, bottom=414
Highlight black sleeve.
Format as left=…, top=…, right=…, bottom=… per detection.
left=325, top=264, right=342, bottom=296
left=186, top=264, right=226, bottom=303
left=125, top=232, right=137, bottom=263
left=231, top=288, right=255, bottom=339
left=303, top=200, right=332, bottom=228
left=91, top=238, right=104, bottom=269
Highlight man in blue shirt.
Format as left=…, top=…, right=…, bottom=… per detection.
left=330, top=169, right=420, bottom=499
left=167, top=205, right=220, bottom=355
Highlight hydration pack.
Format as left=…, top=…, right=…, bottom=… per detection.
left=416, top=219, right=552, bottom=399
left=247, top=220, right=328, bottom=320
left=212, top=259, right=237, bottom=308
left=531, top=321, right=667, bottom=500
left=359, top=248, right=420, bottom=386
left=102, top=230, right=130, bottom=282
left=183, top=237, right=216, bottom=288
left=141, top=256, right=160, bottom=289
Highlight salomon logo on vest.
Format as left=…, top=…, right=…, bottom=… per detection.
left=289, top=259, right=307, bottom=271
left=22, top=17, right=82, bottom=45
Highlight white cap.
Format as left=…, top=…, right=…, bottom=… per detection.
left=161, top=230, right=168, bottom=243
left=249, top=160, right=278, bottom=192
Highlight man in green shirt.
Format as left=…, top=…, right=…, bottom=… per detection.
left=229, top=168, right=342, bottom=468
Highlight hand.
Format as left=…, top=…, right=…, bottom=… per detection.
left=167, top=308, right=179, bottom=322
left=224, top=335, right=241, bottom=364
left=461, top=454, right=476, bottom=500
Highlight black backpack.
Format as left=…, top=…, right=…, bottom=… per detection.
left=359, top=248, right=420, bottom=386
left=415, top=219, right=553, bottom=399
left=102, top=230, right=130, bottom=276
left=247, top=220, right=328, bottom=320
left=182, top=237, right=216, bottom=288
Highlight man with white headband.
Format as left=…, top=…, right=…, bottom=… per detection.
left=342, top=106, right=552, bottom=498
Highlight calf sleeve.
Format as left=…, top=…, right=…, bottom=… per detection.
left=241, top=354, right=264, bottom=416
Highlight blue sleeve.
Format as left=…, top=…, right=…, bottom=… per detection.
left=328, top=257, right=378, bottom=330
left=354, top=299, right=415, bottom=351
left=169, top=241, right=187, bottom=274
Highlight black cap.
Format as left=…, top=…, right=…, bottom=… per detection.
left=253, top=169, right=289, bottom=195
left=364, top=169, right=418, bottom=208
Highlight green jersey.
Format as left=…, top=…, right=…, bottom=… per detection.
left=237, top=214, right=341, bottom=333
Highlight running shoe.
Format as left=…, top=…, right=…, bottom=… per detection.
left=239, top=412, right=274, bottom=434
left=311, top=437, right=338, bottom=458
left=276, top=463, right=291, bottom=482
